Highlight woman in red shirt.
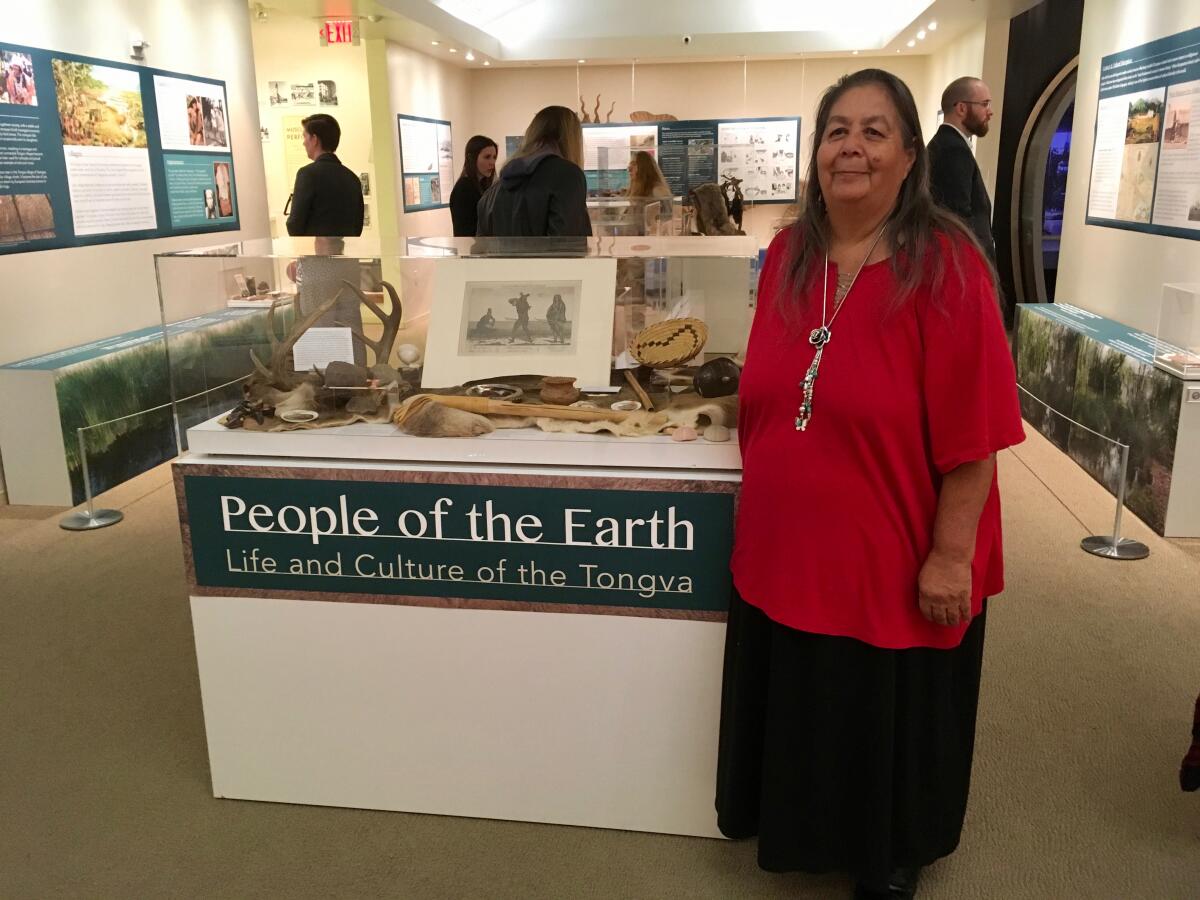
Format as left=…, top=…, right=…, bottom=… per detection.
left=716, top=69, right=1024, bottom=900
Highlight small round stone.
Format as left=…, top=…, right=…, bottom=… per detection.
left=671, top=425, right=699, bottom=442
left=397, top=343, right=421, bottom=365
left=703, top=424, right=731, bottom=443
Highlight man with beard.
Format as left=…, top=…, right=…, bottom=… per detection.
left=928, top=77, right=996, bottom=260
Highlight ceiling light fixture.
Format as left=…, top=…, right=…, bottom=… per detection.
left=918, top=30, right=926, bottom=40
left=483, top=60, right=490, bottom=66
left=465, top=51, right=475, bottom=60
left=907, top=39, right=915, bottom=47
left=449, top=47, right=457, bottom=52
left=431, top=40, right=440, bottom=45
left=851, top=50, right=859, bottom=55
left=928, top=21, right=937, bottom=30
left=577, top=58, right=586, bottom=64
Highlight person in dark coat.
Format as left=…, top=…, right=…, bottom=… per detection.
left=476, top=105, right=592, bottom=238
left=286, top=114, right=364, bottom=237
left=927, top=77, right=995, bottom=260
left=450, top=135, right=498, bottom=237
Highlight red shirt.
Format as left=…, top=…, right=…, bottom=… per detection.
left=732, top=228, right=1025, bottom=650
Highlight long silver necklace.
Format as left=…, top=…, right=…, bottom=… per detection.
left=795, top=227, right=886, bottom=432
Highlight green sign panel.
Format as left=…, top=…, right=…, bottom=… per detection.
left=182, top=473, right=735, bottom=615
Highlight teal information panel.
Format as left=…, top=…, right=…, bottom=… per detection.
left=0, top=40, right=238, bottom=254
left=182, top=471, right=736, bottom=618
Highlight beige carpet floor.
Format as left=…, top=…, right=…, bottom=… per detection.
left=1, top=426, right=1197, bottom=899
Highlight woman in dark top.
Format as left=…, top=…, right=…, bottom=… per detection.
left=449, top=135, right=498, bottom=237
left=476, top=106, right=592, bottom=238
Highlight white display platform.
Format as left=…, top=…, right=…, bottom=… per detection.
left=187, top=413, right=741, bottom=471
left=178, top=428, right=740, bottom=837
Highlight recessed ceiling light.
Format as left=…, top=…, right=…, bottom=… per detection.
left=449, top=47, right=457, bottom=53
left=928, top=21, right=937, bottom=30
left=465, top=51, right=475, bottom=60
left=483, top=60, right=490, bottom=66
left=431, top=40, right=440, bottom=45
left=907, top=39, right=915, bottom=47
left=917, top=30, right=926, bottom=39
left=851, top=50, right=859, bottom=55
left=577, top=58, right=586, bottom=64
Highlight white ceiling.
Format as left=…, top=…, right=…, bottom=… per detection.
left=252, top=0, right=1044, bottom=66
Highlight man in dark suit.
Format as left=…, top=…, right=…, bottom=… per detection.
left=928, top=77, right=995, bottom=260
left=286, top=114, right=364, bottom=236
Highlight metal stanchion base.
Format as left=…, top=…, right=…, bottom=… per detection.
left=1081, top=535, right=1149, bottom=560
left=60, top=508, right=124, bottom=531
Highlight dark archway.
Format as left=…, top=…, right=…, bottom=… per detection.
left=1010, top=60, right=1077, bottom=304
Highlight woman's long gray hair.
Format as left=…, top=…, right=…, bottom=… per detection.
left=785, top=68, right=993, bottom=317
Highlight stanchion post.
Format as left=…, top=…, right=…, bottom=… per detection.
left=1081, top=441, right=1149, bottom=561
left=59, top=427, right=125, bottom=532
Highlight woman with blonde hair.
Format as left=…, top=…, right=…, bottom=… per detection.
left=477, top=105, right=591, bottom=237
left=625, top=150, right=674, bottom=232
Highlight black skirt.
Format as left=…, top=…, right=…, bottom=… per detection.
left=715, top=594, right=987, bottom=884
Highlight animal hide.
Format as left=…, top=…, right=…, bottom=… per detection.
left=690, top=183, right=743, bottom=236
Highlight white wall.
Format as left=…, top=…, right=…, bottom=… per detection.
left=0, top=0, right=268, bottom=365
left=385, top=41, right=471, bottom=237
left=1057, top=0, right=1200, bottom=331
left=249, top=13, right=377, bottom=241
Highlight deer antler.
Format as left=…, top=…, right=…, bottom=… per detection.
left=606, top=101, right=616, bottom=122
left=334, top=278, right=403, bottom=366
left=579, top=95, right=589, bottom=123
left=593, top=94, right=601, bottom=123
left=250, top=290, right=344, bottom=389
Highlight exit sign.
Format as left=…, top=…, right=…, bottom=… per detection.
left=320, top=20, right=359, bottom=45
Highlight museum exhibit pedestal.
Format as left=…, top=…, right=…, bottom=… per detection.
left=174, top=422, right=740, bottom=837
left=1014, top=302, right=1200, bottom=536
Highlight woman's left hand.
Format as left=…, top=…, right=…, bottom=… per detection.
left=917, top=549, right=973, bottom=627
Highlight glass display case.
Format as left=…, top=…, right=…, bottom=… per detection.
left=154, top=235, right=759, bottom=460
left=1154, top=282, right=1200, bottom=379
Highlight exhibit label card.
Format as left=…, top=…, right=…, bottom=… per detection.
left=1086, top=24, right=1200, bottom=240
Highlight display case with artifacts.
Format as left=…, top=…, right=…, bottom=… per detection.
left=162, top=234, right=762, bottom=839
left=1154, top=283, right=1200, bottom=379
left=155, top=235, right=757, bottom=463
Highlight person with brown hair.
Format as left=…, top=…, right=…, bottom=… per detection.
left=286, top=113, right=364, bottom=237
left=476, top=106, right=591, bottom=237
left=449, top=134, right=498, bottom=237
left=928, top=76, right=996, bottom=259
left=625, top=150, right=673, bottom=232
left=716, top=69, right=1023, bottom=899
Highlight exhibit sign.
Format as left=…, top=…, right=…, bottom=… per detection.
left=0, top=41, right=239, bottom=254
left=654, top=116, right=799, bottom=203
left=397, top=113, right=453, bottom=212
left=1085, top=24, right=1200, bottom=240
left=581, top=123, right=659, bottom=194
left=179, top=468, right=736, bottom=620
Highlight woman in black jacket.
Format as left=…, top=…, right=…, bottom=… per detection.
left=449, top=135, right=498, bottom=237
left=476, top=106, right=592, bottom=237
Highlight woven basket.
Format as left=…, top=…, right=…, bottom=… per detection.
left=629, top=318, right=709, bottom=368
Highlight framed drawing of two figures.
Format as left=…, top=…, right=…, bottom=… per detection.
left=422, top=257, right=619, bottom=389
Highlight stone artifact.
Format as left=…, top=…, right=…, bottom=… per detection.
left=702, top=424, right=731, bottom=443
left=540, top=376, right=580, bottom=405
left=671, top=425, right=698, bottom=442
left=693, top=356, right=741, bottom=398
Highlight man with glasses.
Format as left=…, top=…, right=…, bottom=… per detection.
left=929, top=77, right=996, bottom=260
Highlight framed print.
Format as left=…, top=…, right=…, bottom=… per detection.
left=422, top=257, right=619, bottom=388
